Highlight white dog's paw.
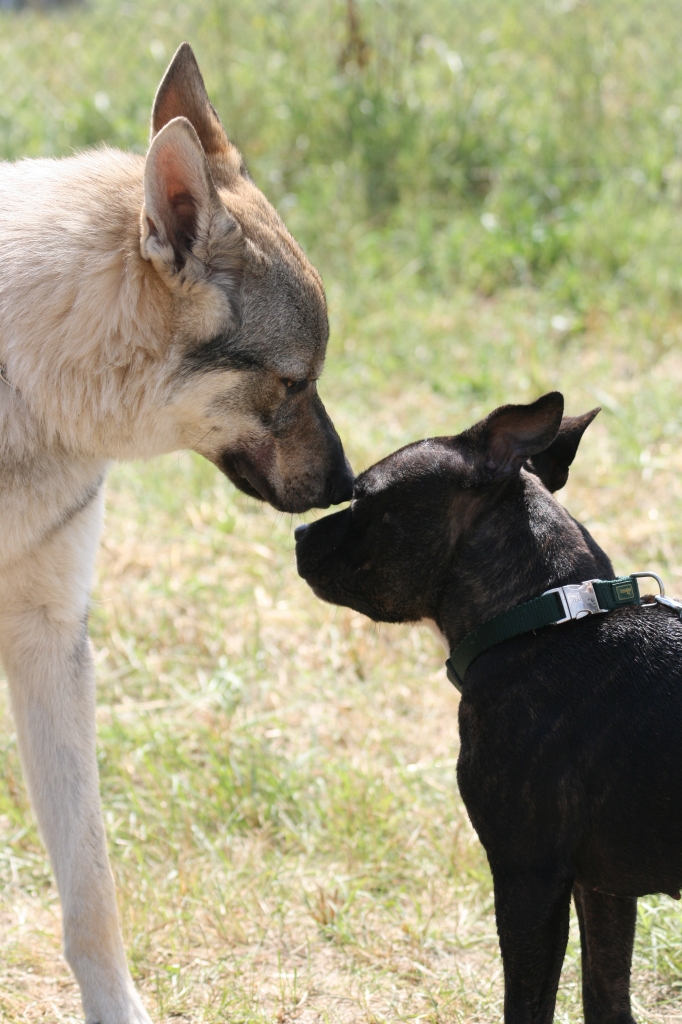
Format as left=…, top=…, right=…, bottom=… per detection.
left=125, top=997, right=153, bottom=1024
left=85, top=1006, right=152, bottom=1024
left=82, top=980, right=152, bottom=1024
left=68, top=941, right=152, bottom=1024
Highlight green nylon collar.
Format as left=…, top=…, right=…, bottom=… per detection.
left=445, top=575, right=645, bottom=693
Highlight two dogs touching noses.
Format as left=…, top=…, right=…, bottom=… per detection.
left=0, top=38, right=674, bottom=1024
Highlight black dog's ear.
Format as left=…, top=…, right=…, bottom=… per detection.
left=525, top=407, right=600, bottom=492
left=464, top=392, right=565, bottom=482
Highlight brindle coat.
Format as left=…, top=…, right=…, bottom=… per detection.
left=296, top=392, right=682, bottom=1024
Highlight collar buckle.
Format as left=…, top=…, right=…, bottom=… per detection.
left=543, top=579, right=606, bottom=623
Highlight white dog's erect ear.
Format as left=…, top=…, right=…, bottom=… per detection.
left=151, top=42, right=243, bottom=185
left=141, top=116, right=244, bottom=288
left=142, top=116, right=217, bottom=271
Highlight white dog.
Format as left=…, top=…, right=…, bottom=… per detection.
left=0, top=43, right=352, bottom=1023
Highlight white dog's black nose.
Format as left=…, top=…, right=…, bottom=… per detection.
left=325, top=457, right=354, bottom=506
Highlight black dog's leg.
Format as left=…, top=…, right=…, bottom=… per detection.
left=574, top=883, right=637, bottom=1024
left=492, top=868, right=573, bottom=1024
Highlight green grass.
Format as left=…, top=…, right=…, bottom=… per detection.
left=2, top=0, right=682, bottom=1020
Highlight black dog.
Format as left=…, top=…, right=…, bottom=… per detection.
left=295, top=392, right=682, bottom=1024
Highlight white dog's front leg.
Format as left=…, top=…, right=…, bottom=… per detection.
left=0, top=502, right=151, bottom=1023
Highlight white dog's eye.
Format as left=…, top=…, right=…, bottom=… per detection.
left=282, top=378, right=309, bottom=395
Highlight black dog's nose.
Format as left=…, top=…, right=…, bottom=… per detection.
left=295, top=506, right=351, bottom=580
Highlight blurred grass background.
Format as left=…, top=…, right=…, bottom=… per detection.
left=1, top=0, right=682, bottom=1020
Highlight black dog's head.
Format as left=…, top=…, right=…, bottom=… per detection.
left=295, top=392, right=601, bottom=626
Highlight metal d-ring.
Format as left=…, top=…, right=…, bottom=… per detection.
left=631, top=571, right=665, bottom=608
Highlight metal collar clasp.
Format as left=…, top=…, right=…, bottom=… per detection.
left=543, top=580, right=606, bottom=623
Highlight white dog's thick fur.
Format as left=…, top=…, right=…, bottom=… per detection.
left=0, top=44, right=351, bottom=1022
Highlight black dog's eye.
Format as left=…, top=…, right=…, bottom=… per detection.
left=282, top=378, right=309, bottom=395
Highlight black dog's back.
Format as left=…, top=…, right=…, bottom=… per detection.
left=458, top=606, right=682, bottom=899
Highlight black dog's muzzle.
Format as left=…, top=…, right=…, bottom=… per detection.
left=295, top=507, right=351, bottom=582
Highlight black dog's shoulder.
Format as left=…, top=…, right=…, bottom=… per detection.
left=464, top=603, right=682, bottom=709
left=457, top=605, right=682, bottom=891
